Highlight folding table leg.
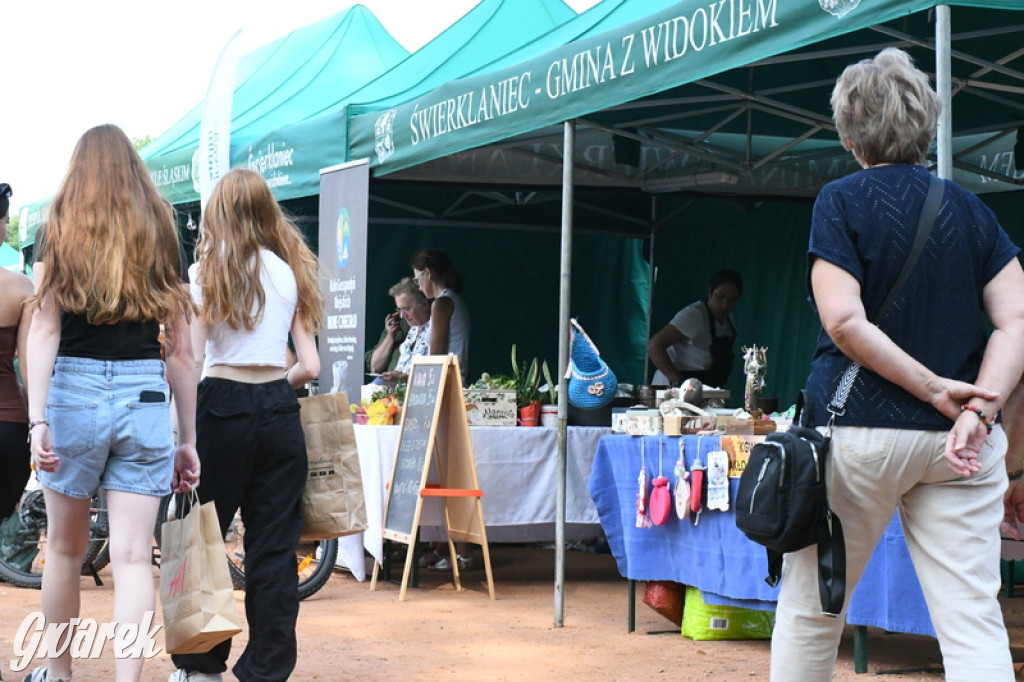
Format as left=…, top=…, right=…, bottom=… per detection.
left=628, top=579, right=636, bottom=633
left=854, top=625, right=868, bottom=673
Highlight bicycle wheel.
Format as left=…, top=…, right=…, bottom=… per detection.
left=223, top=511, right=337, bottom=600
left=82, top=490, right=111, bottom=573
left=0, top=489, right=109, bottom=589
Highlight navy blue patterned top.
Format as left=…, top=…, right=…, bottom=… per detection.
left=803, top=164, right=1019, bottom=430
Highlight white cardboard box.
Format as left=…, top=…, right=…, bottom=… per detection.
left=623, top=407, right=662, bottom=436
left=464, top=389, right=517, bottom=426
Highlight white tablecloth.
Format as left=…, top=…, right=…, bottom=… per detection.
left=336, top=424, right=610, bottom=580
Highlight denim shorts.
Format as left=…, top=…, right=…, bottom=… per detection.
left=37, top=357, right=175, bottom=499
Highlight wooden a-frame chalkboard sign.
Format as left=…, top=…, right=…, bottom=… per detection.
left=370, top=354, right=495, bottom=600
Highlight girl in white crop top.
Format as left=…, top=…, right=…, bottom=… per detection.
left=173, top=169, right=320, bottom=681
left=188, top=249, right=297, bottom=369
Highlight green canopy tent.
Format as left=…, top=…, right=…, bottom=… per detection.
left=143, top=0, right=582, bottom=207
left=346, top=0, right=1024, bottom=403
left=0, top=242, right=21, bottom=272
left=342, top=0, right=1024, bottom=623
left=349, top=0, right=1023, bottom=189
left=244, top=0, right=581, bottom=185
left=139, top=5, right=410, bottom=207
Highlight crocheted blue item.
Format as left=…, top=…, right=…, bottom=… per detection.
left=567, top=319, right=617, bottom=409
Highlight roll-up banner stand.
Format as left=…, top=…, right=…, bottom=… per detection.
left=318, top=159, right=369, bottom=403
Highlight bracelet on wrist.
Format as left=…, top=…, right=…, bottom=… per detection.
left=1009, top=467, right=1024, bottom=482
left=26, top=420, right=48, bottom=444
left=961, top=404, right=993, bottom=434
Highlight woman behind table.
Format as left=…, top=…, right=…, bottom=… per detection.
left=25, top=124, right=199, bottom=682
left=770, top=48, right=1024, bottom=682
left=169, top=168, right=320, bottom=682
left=410, top=249, right=473, bottom=571
left=411, top=249, right=470, bottom=382
left=0, top=183, right=34, bottom=520
left=646, top=268, right=742, bottom=388
left=369, top=276, right=431, bottom=384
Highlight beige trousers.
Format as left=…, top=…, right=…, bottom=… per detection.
left=770, top=425, right=1011, bottom=682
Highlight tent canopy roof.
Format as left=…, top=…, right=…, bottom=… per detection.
left=134, top=4, right=410, bottom=209
left=345, top=0, right=578, bottom=118
left=142, top=5, right=408, bottom=162
left=137, top=0, right=582, bottom=209
left=349, top=0, right=1024, bottom=199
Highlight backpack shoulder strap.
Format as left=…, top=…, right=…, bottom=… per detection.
left=765, top=549, right=783, bottom=589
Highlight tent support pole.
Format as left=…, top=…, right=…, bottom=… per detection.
left=555, top=119, right=576, bottom=628
left=644, top=197, right=658, bottom=385
left=936, top=5, right=952, bottom=180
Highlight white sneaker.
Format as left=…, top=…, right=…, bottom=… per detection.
left=167, top=671, right=223, bottom=682
left=22, top=668, right=70, bottom=682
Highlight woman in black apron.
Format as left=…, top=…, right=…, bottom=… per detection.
left=646, top=269, right=743, bottom=388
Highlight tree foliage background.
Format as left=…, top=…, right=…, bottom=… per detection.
left=5, top=214, right=18, bottom=249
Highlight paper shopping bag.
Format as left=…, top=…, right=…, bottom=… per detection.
left=298, top=392, right=367, bottom=541
left=159, top=495, right=242, bottom=654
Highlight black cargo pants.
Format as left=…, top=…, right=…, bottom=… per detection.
left=171, top=377, right=306, bottom=682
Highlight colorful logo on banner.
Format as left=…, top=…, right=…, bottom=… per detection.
left=336, top=207, right=350, bottom=269
left=374, top=110, right=397, bottom=165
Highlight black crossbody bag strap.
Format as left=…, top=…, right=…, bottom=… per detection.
left=827, top=175, right=944, bottom=421
left=874, top=175, right=945, bottom=323
left=814, top=174, right=943, bottom=617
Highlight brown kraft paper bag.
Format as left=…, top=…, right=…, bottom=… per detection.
left=298, top=392, right=367, bottom=541
left=159, top=495, right=243, bottom=654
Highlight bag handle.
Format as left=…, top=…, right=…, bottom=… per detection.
left=167, top=489, right=200, bottom=523
left=826, top=175, right=944, bottom=429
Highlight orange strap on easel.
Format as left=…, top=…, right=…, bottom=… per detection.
left=420, top=483, right=482, bottom=498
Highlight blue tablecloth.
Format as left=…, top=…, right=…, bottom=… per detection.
left=589, top=434, right=936, bottom=637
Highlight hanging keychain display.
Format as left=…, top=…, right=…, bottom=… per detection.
left=690, top=436, right=707, bottom=525
left=706, top=445, right=730, bottom=512
left=674, top=438, right=690, bottom=520
left=649, top=437, right=671, bottom=526
left=636, top=437, right=652, bottom=528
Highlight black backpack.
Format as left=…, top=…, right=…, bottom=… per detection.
left=734, top=392, right=845, bottom=616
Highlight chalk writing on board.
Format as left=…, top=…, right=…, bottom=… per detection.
left=383, top=359, right=445, bottom=539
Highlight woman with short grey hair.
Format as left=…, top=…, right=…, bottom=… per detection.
left=770, top=48, right=1024, bottom=681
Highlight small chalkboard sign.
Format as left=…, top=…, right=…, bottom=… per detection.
left=382, top=357, right=446, bottom=542
left=373, top=354, right=496, bottom=600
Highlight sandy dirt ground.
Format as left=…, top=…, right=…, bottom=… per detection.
left=2, top=543, right=1024, bottom=681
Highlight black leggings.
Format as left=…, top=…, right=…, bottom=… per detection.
left=0, top=421, right=31, bottom=518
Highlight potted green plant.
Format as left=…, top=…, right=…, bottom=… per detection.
left=511, top=345, right=541, bottom=426
left=540, top=360, right=559, bottom=427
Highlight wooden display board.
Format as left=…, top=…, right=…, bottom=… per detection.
left=371, top=354, right=495, bottom=600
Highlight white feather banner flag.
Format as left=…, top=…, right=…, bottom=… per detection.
left=198, top=27, right=245, bottom=213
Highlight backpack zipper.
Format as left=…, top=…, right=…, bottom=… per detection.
left=748, top=441, right=784, bottom=514
left=809, top=441, right=820, bottom=483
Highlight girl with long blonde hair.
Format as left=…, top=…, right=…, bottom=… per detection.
left=26, top=124, right=199, bottom=682
left=169, top=168, right=319, bottom=682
